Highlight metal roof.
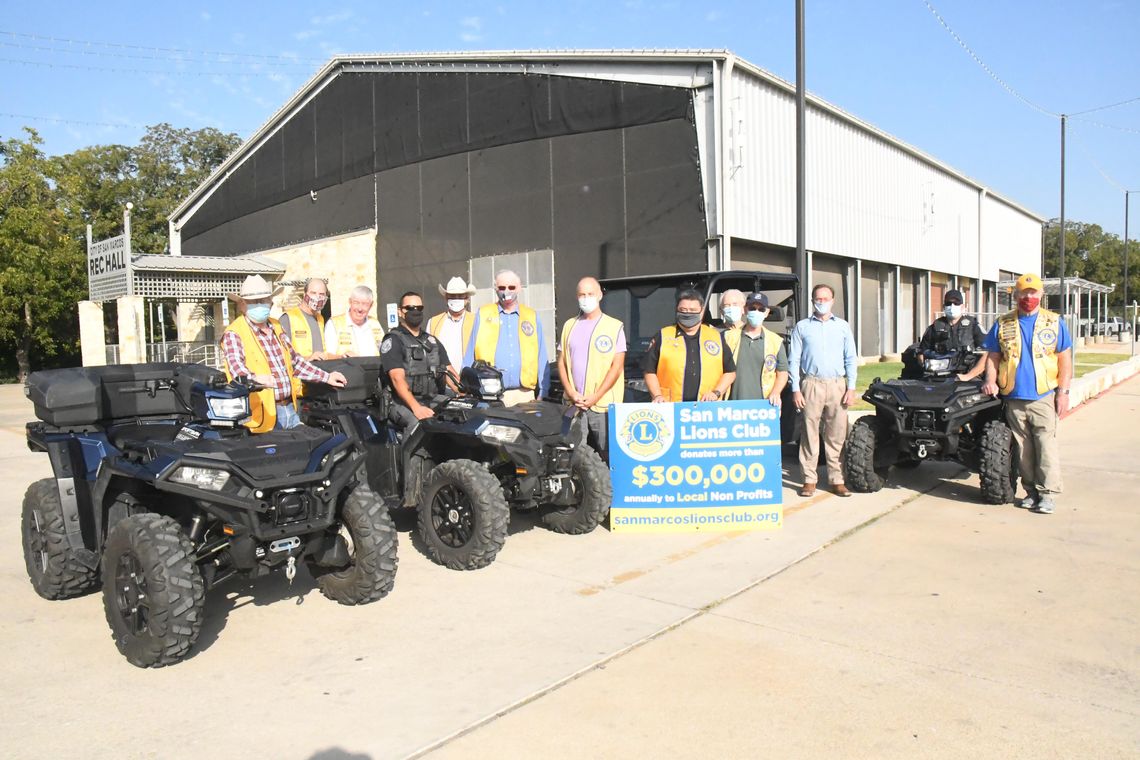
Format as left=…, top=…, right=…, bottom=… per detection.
left=171, top=48, right=1044, bottom=225
left=131, top=254, right=285, bottom=274
left=996, top=277, right=1116, bottom=295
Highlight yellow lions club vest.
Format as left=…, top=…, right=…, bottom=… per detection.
left=221, top=316, right=297, bottom=433
left=473, top=303, right=540, bottom=389
left=282, top=307, right=325, bottom=398
left=724, top=327, right=783, bottom=400
left=655, top=324, right=724, bottom=402
left=996, top=308, right=1061, bottom=396
left=427, top=310, right=476, bottom=358
left=331, top=314, right=384, bottom=356
left=559, top=314, right=625, bottom=412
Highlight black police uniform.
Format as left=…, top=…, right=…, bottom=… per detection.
left=380, top=325, right=451, bottom=429
left=918, top=315, right=986, bottom=354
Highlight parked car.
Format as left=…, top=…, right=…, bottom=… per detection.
left=1094, top=317, right=1130, bottom=336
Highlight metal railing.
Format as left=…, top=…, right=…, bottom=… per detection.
left=145, top=341, right=221, bottom=368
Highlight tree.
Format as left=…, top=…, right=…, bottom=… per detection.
left=0, top=129, right=86, bottom=380
left=1042, top=219, right=1136, bottom=314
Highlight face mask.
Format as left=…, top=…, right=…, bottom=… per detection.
left=305, top=295, right=327, bottom=312
left=246, top=304, right=271, bottom=324
left=722, top=305, right=742, bottom=324
left=746, top=310, right=767, bottom=327
left=578, top=296, right=599, bottom=314
left=676, top=311, right=702, bottom=329
left=1018, top=295, right=1040, bottom=313
left=813, top=300, right=832, bottom=315
left=447, top=299, right=466, bottom=313
left=497, top=288, right=517, bottom=304
left=944, top=304, right=963, bottom=319
left=404, top=310, right=424, bottom=328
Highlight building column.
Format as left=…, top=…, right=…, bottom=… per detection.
left=116, top=295, right=146, bottom=364
left=78, top=301, right=106, bottom=367
left=176, top=302, right=209, bottom=342
left=853, top=259, right=863, bottom=354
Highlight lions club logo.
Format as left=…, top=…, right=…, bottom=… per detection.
left=594, top=334, right=614, bottom=353
left=764, top=354, right=777, bottom=370
left=704, top=340, right=721, bottom=356
left=616, top=406, right=674, bottom=462
left=521, top=321, right=536, bottom=337
left=1036, top=328, right=1057, bottom=347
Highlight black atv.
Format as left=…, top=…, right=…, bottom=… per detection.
left=842, top=348, right=1017, bottom=503
left=301, top=358, right=612, bottom=571
left=21, top=362, right=398, bottom=668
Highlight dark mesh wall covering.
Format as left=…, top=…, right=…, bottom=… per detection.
left=183, top=71, right=692, bottom=243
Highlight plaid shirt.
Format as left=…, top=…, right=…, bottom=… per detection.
left=222, top=321, right=330, bottom=402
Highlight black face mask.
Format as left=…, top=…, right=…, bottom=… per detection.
left=404, top=310, right=425, bottom=328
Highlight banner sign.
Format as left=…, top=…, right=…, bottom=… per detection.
left=88, top=234, right=131, bottom=302
left=608, top=400, right=783, bottom=533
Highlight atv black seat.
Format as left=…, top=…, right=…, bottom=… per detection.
left=26, top=363, right=224, bottom=427
left=107, top=420, right=186, bottom=449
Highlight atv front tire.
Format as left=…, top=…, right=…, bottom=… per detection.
left=542, top=446, right=612, bottom=534
left=418, top=459, right=509, bottom=570
left=843, top=417, right=891, bottom=493
left=101, top=513, right=205, bottom=668
left=316, top=485, right=399, bottom=604
left=978, top=420, right=1017, bottom=504
left=21, top=478, right=99, bottom=599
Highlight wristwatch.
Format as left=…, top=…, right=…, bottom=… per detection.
left=1058, top=388, right=1070, bottom=395
left=711, top=389, right=722, bottom=399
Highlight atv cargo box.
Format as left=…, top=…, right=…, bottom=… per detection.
left=305, top=357, right=385, bottom=405
left=25, top=363, right=223, bottom=427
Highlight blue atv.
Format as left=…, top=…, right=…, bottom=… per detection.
left=21, top=362, right=398, bottom=668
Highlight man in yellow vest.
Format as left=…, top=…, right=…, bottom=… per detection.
left=427, top=276, right=476, bottom=371
left=980, top=272, right=1072, bottom=515
left=323, top=285, right=385, bottom=357
left=557, top=276, right=626, bottom=459
left=221, top=275, right=347, bottom=432
left=643, top=289, right=736, bottom=403
left=465, top=269, right=550, bottom=406
left=279, top=277, right=338, bottom=361
left=724, top=291, right=788, bottom=405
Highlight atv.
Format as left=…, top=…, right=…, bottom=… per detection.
left=300, top=358, right=612, bottom=571
left=842, top=346, right=1017, bottom=503
left=21, top=362, right=398, bottom=668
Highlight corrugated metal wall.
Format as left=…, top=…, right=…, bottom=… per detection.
left=725, top=68, right=1040, bottom=278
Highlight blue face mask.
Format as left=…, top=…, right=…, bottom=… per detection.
left=722, top=305, right=742, bottom=324
left=746, top=309, right=767, bottom=327
left=247, top=304, right=271, bottom=324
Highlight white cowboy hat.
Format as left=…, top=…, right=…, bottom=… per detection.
left=438, top=276, right=477, bottom=297
left=231, top=274, right=281, bottom=301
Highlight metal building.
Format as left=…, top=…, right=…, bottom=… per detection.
left=169, top=50, right=1043, bottom=357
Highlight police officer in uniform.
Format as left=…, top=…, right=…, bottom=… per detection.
left=916, top=289, right=987, bottom=381
left=381, top=291, right=459, bottom=430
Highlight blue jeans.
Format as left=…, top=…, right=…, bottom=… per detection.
left=274, top=402, right=301, bottom=430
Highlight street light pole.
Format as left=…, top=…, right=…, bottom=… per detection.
left=1127, top=190, right=1135, bottom=356
left=1058, top=114, right=1066, bottom=320
left=795, top=0, right=808, bottom=319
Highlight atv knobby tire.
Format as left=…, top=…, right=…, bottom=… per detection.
left=843, top=417, right=891, bottom=493
left=316, top=485, right=398, bottom=604
left=542, top=445, right=612, bottom=534
left=101, top=513, right=205, bottom=668
left=978, top=419, right=1017, bottom=504
left=418, top=459, right=509, bottom=570
left=21, top=478, right=100, bottom=599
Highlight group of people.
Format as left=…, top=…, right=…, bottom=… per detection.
left=220, top=267, right=1070, bottom=514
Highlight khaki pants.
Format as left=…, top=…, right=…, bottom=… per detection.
left=1005, top=396, right=1063, bottom=496
left=799, top=376, right=848, bottom=485
left=502, top=388, right=536, bottom=407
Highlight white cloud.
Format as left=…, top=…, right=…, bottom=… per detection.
left=311, top=10, right=353, bottom=25
left=294, top=29, right=320, bottom=41
left=200, top=11, right=211, bottom=22
left=460, top=16, right=483, bottom=42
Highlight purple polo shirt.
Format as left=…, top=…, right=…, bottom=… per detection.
left=568, top=315, right=627, bottom=394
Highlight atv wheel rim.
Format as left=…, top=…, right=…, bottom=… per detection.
left=114, top=552, right=151, bottom=636
left=28, top=510, right=48, bottom=576
left=431, top=484, right=475, bottom=548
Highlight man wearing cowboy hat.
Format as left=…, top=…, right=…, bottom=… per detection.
left=427, top=276, right=477, bottom=370
left=222, top=274, right=348, bottom=432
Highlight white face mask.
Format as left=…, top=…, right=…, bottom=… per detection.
left=944, top=304, right=963, bottom=319
left=813, top=300, right=832, bottom=315
left=578, top=296, right=599, bottom=314
left=447, top=299, right=466, bottom=313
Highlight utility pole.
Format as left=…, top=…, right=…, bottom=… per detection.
left=1058, top=115, right=1066, bottom=321
left=1127, top=190, right=1135, bottom=356
left=795, top=0, right=809, bottom=318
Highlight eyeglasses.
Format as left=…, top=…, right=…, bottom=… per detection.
left=496, top=285, right=518, bottom=291
left=746, top=305, right=767, bottom=312
left=400, top=305, right=424, bottom=312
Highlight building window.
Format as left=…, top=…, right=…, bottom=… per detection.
left=469, top=249, right=556, bottom=356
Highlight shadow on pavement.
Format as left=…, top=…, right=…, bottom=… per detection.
left=193, top=571, right=319, bottom=658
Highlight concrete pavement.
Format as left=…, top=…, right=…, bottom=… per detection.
left=0, top=371, right=1136, bottom=759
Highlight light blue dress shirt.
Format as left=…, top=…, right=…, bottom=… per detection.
left=464, top=304, right=550, bottom=395
left=788, top=314, right=859, bottom=392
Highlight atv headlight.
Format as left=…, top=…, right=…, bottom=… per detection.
left=479, top=376, right=503, bottom=398
left=170, top=466, right=231, bottom=491
left=478, top=423, right=521, bottom=444
left=954, top=392, right=990, bottom=410
left=869, top=389, right=895, bottom=402
left=208, top=395, right=250, bottom=420
left=925, top=358, right=951, bottom=372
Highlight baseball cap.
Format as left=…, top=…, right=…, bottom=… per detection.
left=745, top=292, right=769, bottom=309
left=943, top=289, right=963, bottom=305
left=1016, top=273, right=1044, bottom=291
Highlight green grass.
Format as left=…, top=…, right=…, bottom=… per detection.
left=1073, top=351, right=1131, bottom=378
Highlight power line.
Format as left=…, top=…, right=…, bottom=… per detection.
left=921, top=0, right=1058, bottom=118
left=1070, top=95, right=1140, bottom=117
left=0, top=55, right=309, bottom=78
left=1, top=111, right=252, bottom=133
left=0, top=29, right=325, bottom=64
left=0, top=38, right=316, bottom=68
left=1069, top=115, right=1140, bottom=136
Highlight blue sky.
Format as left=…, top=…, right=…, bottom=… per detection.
left=2, top=1, right=1138, bottom=237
